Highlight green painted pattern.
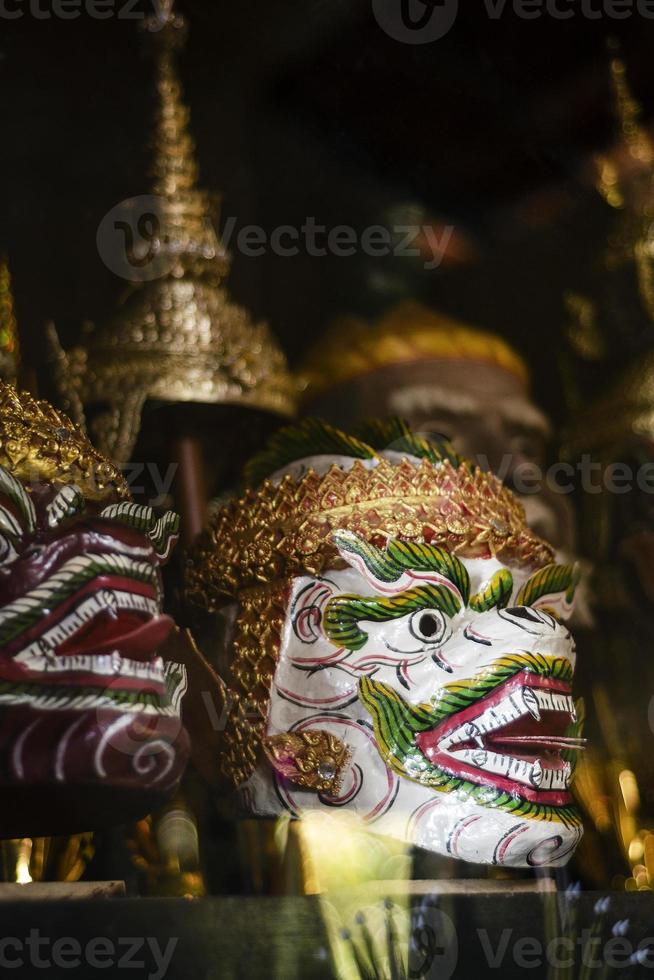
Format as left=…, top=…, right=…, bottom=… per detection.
left=243, top=418, right=377, bottom=487
left=354, top=418, right=462, bottom=468
left=470, top=569, right=513, bottom=612
left=0, top=464, right=35, bottom=533
left=100, top=503, right=180, bottom=558
left=0, top=555, right=157, bottom=648
left=333, top=530, right=470, bottom=602
left=0, top=677, right=175, bottom=712
left=515, top=563, right=580, bottom=608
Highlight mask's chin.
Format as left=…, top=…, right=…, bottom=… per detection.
left=406, top=793, right=583, bottom=867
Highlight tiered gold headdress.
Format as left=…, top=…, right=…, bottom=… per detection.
left=298, top=301, right=530, bottom=407
left=47, top=1, right=296, bottom=467
left=0, top=381, right=128, bottom=501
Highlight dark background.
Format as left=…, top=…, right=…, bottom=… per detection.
left=2, top=0, right=654, bottom=426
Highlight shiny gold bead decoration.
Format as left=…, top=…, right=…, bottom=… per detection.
left=217, top=583, right=290, bottom=786
left=186, top=456, right=554, bottom=611
left=0, top=381, right=128, bottom=501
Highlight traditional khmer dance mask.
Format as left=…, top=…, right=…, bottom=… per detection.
left=0, top=383, right=189, bottom=836
left=299, top=302, right=575, bottom=552
left=187, top=419, right=584, bottom=868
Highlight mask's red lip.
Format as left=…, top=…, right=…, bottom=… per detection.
left=416, top=667, right=582, bottom=807
left=61, top=614, right=175, bottom=658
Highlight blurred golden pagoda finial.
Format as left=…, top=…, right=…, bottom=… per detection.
left=145, top=0, right=226, bottom=280
left=0, top=257, right=20, bottom=386
left=565, top=45, right=654, bottom=452
left=46, top=0, right=296, bottom=467
left=596, top=42, right=654, bottom=210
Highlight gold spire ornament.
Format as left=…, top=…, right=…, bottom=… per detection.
left=566, top=48, right=654, bottom=451
left=0, top=258, right=20, bottom=386
left=595, top=47, right=654, bottom=212
left=47, top=1, right=296, bottom=467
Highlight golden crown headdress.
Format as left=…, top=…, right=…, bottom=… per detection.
left=186, top=418, right=553, bottom=609
left=298, top=301, right=530, bottom=407
left=0, top=382, right=128, bottom=501
left=46, top=4, right=296, bottom=468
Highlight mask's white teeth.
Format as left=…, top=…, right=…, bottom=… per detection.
left=450, top=748, right=572, bottom=791
left=522, top=686, right=541, bottom=721
left=10, top=652, right=166, bottom=682
left=531, top=759, right=543, bottom=788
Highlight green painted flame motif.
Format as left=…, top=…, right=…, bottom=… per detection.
left=359, top=655, right=582, bottom=827
left=323, top=532, right=580, bottom=653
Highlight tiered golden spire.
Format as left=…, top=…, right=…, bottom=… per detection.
left=565, top=47, right=654, bottom=451
left=0, top=258, right=19, bottom=386
left=47, top=0, right=296, bottom=467
left=596, top=47, right=654, bottom=211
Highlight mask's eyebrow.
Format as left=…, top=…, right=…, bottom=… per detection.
left=100, top=501, right=180, bottom=560
left=333, top=530, right=470, bottom=604
left=515, top=563, right=580, bottom=607
left=0, top=464, right=35, bottom=535
left=323, top=583, right=460, bottom=652
left=470, top=569, right=513, bottom=612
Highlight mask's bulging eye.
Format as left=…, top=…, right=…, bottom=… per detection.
left=409, top=609, right=446, bottom=644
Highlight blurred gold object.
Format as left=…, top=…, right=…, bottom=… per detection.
left=128, top=799, right=205, bottom=898
left=299, top=300, right=529, bottom=406
left=0, top=258, right=19, bottom=386
left=0, top=835, right=94, bottom=884
left=47, top=1, right=296, bottom=466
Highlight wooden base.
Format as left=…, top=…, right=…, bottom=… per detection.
left=0, top=881, right=125, bottom=900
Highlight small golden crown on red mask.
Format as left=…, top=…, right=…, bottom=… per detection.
left=0, top=382, right=129, bottom=501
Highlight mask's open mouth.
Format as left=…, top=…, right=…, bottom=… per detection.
left=0, top=552, right=177, bottom=712
left=359, top=653, right=584, bottom=823
left=417, top=671, right=584, bottom=806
